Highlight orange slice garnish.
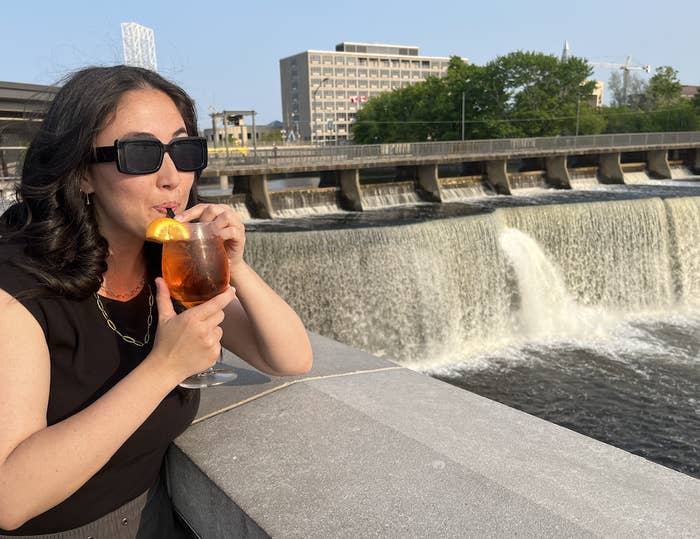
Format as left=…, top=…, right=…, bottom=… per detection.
left=145, top=217, right=190, bottom=242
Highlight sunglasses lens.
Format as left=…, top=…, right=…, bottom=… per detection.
left=121, top=140, right=162, bottom=174
left=170, top=139, right=206, bottom=171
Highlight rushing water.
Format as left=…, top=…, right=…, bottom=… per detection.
left=243, top=176, right=700, bottom=479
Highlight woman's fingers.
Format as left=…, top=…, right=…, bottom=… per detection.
left=176, top=203, right=232, bottom=224
left=187, top=287, right=236, bottom=319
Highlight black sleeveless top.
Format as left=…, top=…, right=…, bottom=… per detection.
left=0, top=241, right=199, bottom=535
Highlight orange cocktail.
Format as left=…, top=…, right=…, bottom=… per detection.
left=147, top=218, right=236, bottom=388
left=162, top=228, right=230, bottom=308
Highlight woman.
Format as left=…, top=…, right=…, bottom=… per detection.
left=0, top=66, right=312, bottom=536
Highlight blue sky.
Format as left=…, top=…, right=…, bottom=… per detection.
left=2, top=0, right=698, bottom=126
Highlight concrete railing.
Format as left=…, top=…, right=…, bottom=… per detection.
left=207, top=131, right=700, bottom=172
left=168, top=333, right=700, bottom=538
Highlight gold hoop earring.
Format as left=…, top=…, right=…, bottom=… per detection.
left=85, top=192, right=91, bottom=206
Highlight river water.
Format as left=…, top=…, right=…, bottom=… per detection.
left=244, top=173, right=700, bottom=480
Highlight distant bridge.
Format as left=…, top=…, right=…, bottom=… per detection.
left=200, top=132, right=700, bottom=218
left=203, top=132, right=700, bottom=177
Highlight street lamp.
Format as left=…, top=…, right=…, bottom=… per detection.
left=575, top=93, right=581, bottom=137
left=461, top=91, right=465, bottom=141
left=312, top=77, right=330, bottom=145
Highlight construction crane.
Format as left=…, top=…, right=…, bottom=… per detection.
left=589, top=56, right=652, bottom=104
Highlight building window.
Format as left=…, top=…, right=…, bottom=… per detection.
left=310, top=55, right=321, bottom=63
left=358, top=57, right=367, bottom=66
left=380, top=59, right=389, bottom=67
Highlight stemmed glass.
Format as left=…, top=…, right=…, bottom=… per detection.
left=161, top=221, right=238, bottom=388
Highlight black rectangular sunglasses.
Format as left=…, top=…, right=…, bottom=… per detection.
left=93, top=136, right=208, bottom=175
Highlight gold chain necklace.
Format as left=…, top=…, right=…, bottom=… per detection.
left=99, top=277, right=146, bottom=301
left=95, top=283, right=154, bottom=347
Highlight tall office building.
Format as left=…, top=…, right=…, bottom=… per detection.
left=121, top=22, right=158, bottom=72
left=280, top=42, right=461, bottom=144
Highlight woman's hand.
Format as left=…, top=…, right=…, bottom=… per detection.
left=150, top=278, right=236, bottom=383
left=176, top=203, right=246, bottom=269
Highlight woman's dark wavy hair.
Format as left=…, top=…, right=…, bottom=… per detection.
left=0, top=65, right=200, bottom=299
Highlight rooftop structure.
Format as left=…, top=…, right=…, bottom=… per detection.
left=121, top=22, right=157, bottom=72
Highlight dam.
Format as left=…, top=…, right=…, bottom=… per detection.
left=165, top=172, right=700, bottom=536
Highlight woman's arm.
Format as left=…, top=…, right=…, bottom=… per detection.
left=221, top=261, right=313, bottom=376
left=0, top=281, right=234, bottom=529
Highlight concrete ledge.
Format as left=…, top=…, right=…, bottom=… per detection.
left=169, top=333, right=700, bottom=538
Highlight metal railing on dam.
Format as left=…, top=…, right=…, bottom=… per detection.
left=203, top=131, right=700, bottom=177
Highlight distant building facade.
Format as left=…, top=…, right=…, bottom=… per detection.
left=0, top=81, right=58, bottom=183
left=280, top=42, right=460, bottom=144
left=589, top=81, right=604, bottom=107
left=681, top=85, right=698, bottom=100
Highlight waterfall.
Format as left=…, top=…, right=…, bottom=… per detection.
left=498, top=228, right=614, bottom=340
left=665, top=197, right=700, bottom=306
left=360, top=181, right=423, bottom=209
left=440, top=176, right=490, bottom=200
left=569, top=168, right=599, bottom=188
left=498, top=199, right=674, bottom=311
left=245, top=196, right=694, bottom=368
left=270, top=188, right=343, bottom=218
left=509, top=172, right=548, bottom=191
left=624, top=171, right=652, bottom=184
left=670, top=166, right=699, bottom=180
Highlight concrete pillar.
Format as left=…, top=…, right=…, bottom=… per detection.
left=545, top=155, right=572, bottom=189
left=248, top=174, right=273, bottom=219
left=598, top=153, right=624, bottom=184
left=219, top=175, right=230, bottom=191
left=339, top=169, right=363, bottom=211
left=417, top=164, right=442, bottom=202
left=486, top=160, right=511, bottom=195
left=647, top=150, right=672, bottom=179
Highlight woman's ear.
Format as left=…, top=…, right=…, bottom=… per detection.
left=80, top=174, right=94, bottom=195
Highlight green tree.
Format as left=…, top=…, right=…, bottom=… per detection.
left=646, top=66, right=683, bottom=109
left=353, top=52, right=607, bottom=143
